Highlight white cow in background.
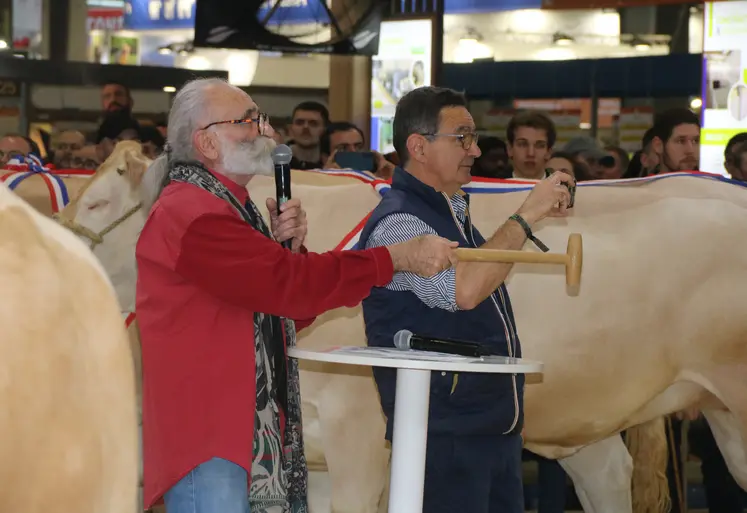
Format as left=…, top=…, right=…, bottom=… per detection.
left=57, top=147, right=747, bottom=513
left=0, top=181, right=138, bottom=513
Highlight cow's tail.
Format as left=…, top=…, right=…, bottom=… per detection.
left=626, top=416, right=671, bottom=513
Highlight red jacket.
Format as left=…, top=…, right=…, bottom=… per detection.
left=135, top=172, right=394, bottom=507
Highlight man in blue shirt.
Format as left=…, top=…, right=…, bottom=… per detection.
left=359, top=86, right=574, bottom=513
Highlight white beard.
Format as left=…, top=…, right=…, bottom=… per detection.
left=221, top=135, right=277, bottom=177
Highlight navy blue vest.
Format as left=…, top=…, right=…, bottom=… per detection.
left=359, top=168, right=524, bottom=440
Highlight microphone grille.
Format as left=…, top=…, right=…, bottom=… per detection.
left=271, top=144, right=293, bottom=165
left=393, top=329, right=413, bottom=350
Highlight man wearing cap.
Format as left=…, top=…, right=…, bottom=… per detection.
left=562, top=136, right=617, bottom=180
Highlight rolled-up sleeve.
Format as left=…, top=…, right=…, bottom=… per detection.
left=365, top=213, right=460, bottom=312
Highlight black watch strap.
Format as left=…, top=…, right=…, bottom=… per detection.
left=509, top=213, right=550, bottom=253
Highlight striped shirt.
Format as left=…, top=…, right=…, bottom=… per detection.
left=365, top=192, right=468, bottom=312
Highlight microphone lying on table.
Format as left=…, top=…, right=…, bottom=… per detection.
left=393, top=329, right=495, bottom=358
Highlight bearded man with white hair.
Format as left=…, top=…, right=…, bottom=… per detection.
left=135, top=78, right=457, bottom=513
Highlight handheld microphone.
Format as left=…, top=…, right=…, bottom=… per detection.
left=393, top=329, right=493, bottom=358
left=272, top=144, right=293, bottom=250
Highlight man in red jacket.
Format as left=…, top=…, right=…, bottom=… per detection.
left=135, top=77, right=456, bottom=513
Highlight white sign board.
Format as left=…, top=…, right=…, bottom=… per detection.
left=701, top=1, right=747, bottom=175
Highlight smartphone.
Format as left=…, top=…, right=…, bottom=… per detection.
left=334, top=151, right=376, bottom=172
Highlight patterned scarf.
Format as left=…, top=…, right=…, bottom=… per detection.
left=169, top=160, right=308, bottom=513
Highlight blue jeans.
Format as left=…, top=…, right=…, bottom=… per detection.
left=164, top=457, right=250, bottom=513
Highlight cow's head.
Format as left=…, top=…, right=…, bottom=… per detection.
left=56, top=140, right=151, bottom=312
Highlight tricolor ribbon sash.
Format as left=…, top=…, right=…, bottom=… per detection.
left=292, top=169, right=747, bottom=252
left=0, top=157, right=96, bottom=213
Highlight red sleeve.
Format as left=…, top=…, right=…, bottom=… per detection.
left=291, top=246, right=315, bottom=330
left=292, top=246, right=316, bottom=330
left=174, top=212, right=394, bottom=320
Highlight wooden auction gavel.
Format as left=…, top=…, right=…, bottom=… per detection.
left=454, top=233, right=583, bottom=289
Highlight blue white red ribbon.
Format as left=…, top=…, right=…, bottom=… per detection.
left=297, top=168, right=747, bottom=251
left=0, top=155, right=71, bottom=213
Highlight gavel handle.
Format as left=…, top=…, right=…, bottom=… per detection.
left=454, top=248, right=568, bottom=265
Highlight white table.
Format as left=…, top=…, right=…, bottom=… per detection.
left=288, top=346, right=543, bottom=513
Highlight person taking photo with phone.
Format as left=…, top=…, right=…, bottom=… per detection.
left=320, top=121, right=396, bottom=178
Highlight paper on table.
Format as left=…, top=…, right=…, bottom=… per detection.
left=322, top=346, right=475, bottom=362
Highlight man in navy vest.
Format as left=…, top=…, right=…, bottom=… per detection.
left=359, top=86, right=574, bottom=513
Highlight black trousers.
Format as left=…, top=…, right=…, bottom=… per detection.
left=423, top=434, right=524, bottom=513
left=522, top=450, right=569, bottom=513
left=667, top=417, right=744, bottom=513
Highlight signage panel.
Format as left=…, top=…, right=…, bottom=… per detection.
left=370, top=19, right=433, bottom=154
left=126, top=0, right=546, bottom=31
left=701, top=0, right=747, bottom=176
left=88, top=8, right=125, bottom=31
left=542, top=0, right=703, bottom=8
left=124, top=0, right=329, bottom=30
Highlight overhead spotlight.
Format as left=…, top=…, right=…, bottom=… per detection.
left=0, top=40, right=8, bottom=50
left=553, top=32, right=574, bottom=46
left=163, top=86, right=176, bottom=93
left=690, top=97, right=703, bottom=109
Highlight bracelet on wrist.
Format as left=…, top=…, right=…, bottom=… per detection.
left=509, top=213, right=550, bottom=253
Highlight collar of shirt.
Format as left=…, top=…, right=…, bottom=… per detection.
left=445, top=191, right=468, bottom=225
left=210, top=169, right=250, bottom=204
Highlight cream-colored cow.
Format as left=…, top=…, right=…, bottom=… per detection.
left=0, top=181, right=138, bottom=513
left=58, top=158, right=747, bottom=513
left=250, top=171, right=747, bottom=513
left=56, top=141, right=151, bottom=412
left=56, top=141, right=152, bottom=511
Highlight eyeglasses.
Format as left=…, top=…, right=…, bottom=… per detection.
left=200, top=112, right=269, bottom=136
left=423, top=132, right=479, bottom=150
left=0, top=150, right=26, bottom=161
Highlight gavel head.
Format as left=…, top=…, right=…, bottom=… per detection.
left=566, top=233, right=583, bottom=294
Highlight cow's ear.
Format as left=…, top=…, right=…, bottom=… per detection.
left=123, top=149, right=148, bottom=187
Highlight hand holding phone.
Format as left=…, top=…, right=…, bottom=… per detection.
left=334, top=151, right=376, bottom=172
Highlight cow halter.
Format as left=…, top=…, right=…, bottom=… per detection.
left=54, top=202, right=142, bottom=251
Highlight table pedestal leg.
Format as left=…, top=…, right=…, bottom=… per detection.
left=387, top=368, right=431, bottom=513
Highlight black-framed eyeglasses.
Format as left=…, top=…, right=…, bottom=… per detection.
left=423, top=132, right=478, bottom=150
left=200, top=112, right=269, bottom=135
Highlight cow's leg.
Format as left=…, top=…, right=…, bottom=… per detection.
left=693, top=367, right=747, bottom=490
left=316, top=375, right=390, bottom=513
left=557, top=435, right=633, bottom=513
left=703, top=410, right=747, bottom=489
